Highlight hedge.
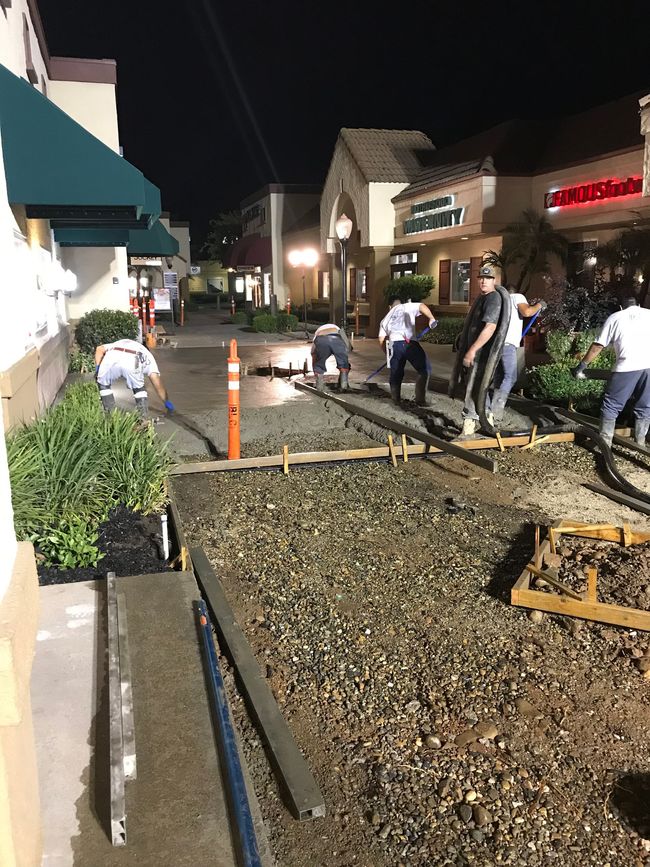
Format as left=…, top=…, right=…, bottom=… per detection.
left=75, top=308, right=139, bottom=354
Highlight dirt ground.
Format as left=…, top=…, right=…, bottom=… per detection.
left=173, top=391, right=650, bottom=867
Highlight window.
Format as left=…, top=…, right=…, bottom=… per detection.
left=391, top=251, right=417, bottom=278
left=451, top=260, right=470, bottom=303
left=319, top=271, right=330, bottom=300
left=357, top=268, right=367, bottom=298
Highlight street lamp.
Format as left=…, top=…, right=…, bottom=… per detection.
left=335, top=213, right=353, bottom=335
left=288, top=247, right=319, bottom=340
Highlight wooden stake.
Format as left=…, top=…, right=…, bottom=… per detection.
left=586, top=566, right=597, bottom=602
left=387, top=435, right=397, bottom=468
left=495, top=431, right=505, bottom=452
left=534, top=525, right=541, bottom=569
left=282, top=445, right=289, bottom=475
left=622, top=523, right=632, bottom=547
left=530, top=424, right=538, bottom=446
left=401, top=434, right=409, bottom=463
left=548, top=527, right=556, bottom=555
left=525, top=563, right=582, bottom=600
left=180, top=546, right=189, bottom=571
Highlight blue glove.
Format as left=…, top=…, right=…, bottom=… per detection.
left=429, top=320, right=438, bottom=330
left=164, top=399, right=175, bottom=413
left=571, top=362, right=587, bottom=380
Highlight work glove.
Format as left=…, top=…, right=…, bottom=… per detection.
left=164, top=399, right=175, bottom=413
left=535, top=299, right=548, bottom=311
left=429, top=320, right=438, bottom=330
left=571, top=362, right=587, bottom=380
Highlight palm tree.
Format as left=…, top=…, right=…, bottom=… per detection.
left=482, top=248, right=515, bottom=285
left=594, top=228, right=650, bottom=307
left=499, top=209, right=569, bottom=293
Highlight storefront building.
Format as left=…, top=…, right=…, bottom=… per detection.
left=228, top=183, right=320, bottom=309
left=321, top=95, right=650, bottom=335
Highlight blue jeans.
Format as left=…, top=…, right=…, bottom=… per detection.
left=313, top=334, right=350, bottom=374
left=463, top=343, right=518, bottom=420
left=388, top=340, right=431, bottom=387
left=601, top=369, right=650, bottom=420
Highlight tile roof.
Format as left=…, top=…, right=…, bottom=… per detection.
left=340, top=128, right=435, bottom=183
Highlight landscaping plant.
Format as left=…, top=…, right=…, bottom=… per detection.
left=422, top=316, right=464, bottom=345
left=6, top=382, right=172, bottom=569
left=75, top=308, right=139, bottom=355
left=383, top=274, right=434, bottom=304
left=68, top=348, right=95, bottom=374
left=276, top=312, right=299, bottom=332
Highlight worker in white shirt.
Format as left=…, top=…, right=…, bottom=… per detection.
left=573, top=296, right=650, bottom=446
left=489, top=286, right=546, bottom=424
left=311, top=323, right=351, bottom=391
left=378, top=296, right=436, bottom=405
left=95, top=338, right=174, bottom=419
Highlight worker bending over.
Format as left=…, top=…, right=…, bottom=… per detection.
left=573, top=295, right=650, bottom=447
left=378, top=296, right=436, bottom=405
left=95, top=338, right=174, bottom=419
left=311, top=322, right=351, bottom=391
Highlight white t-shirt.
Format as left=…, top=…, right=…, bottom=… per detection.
left=378, top=302, right=422, bottom=342
left=596, top=306, right=650, bottom=372
left=505, top=293, right=528, bottom=346
left=98, top=339, right=159, bottom=389
left=313, top=323, right=341, bottom=339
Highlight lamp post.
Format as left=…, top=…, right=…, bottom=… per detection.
left=335, top=213, right=353, bottom=335
left=288, top=247, right=319, bottom=341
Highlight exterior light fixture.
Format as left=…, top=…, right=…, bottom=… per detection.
left=287, top=247, right=320, bottom=340
left=334, top=213, right=353, bottom=334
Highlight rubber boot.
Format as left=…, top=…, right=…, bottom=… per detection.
left=134, top=392, right=149, bottom=419
left=599, top=418, right=616, bottom=448
left=315, top=373, right=325, bottom=391
left=415, top=373, right=429, bottom=406
left=390, top=383, right=401, bottom=405
left=491, top=389, right=509, bottom=424
left=635, top=418, right=650, bottom=447
left=99, top=387, right=116, bottom=412
left=338, top=368, right=350, bottom=392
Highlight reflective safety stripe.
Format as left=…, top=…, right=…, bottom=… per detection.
left=227, top=362, right=239, bottom=373
left=133, top=390, right=147, bottom=398
left=228, top=381, right=240, bottom=391
left=99, top=388, right=113, bottom=396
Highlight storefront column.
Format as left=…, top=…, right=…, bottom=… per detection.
left=641, top=94, right=650, bottom=198
left=368, top=246, right=392, bottom=338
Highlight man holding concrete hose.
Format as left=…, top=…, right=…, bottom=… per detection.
left=573, top=296, right=650, bottom=447
left=95, top=338, right=174, bottom=419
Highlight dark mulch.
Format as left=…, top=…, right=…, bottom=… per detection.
left=37, top=505, right=171, bottom=585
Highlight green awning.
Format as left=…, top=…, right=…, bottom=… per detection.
left=0, top=63, right=160, bottom=228
left=127, top=221, right=179, bottom=256
left=53, top=228, right=130, bottom=247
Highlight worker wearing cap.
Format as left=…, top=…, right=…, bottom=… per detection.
left=573, top=295, right=650, bottom=447
left=311, top=323, right=351, bottom=391
left=378, top=296, right=437, bottom=405
left=490, top=286, right=547, bottom=425
left=460, top=264, right=504, bottom=435
left=95, top=338, right=174, bottom=418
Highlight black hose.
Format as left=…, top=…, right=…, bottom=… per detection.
left=449, top=289, right=650, bottom=506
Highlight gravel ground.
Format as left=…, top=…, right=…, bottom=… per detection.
left=174, top=430, right=650, bottom=867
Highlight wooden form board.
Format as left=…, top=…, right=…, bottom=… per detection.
left=511, top=520, right=650, bottom=631
left=170, top=432, right=575, bottom=477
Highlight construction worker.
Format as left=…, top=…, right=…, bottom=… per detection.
left=95, top=338, right=174, bottom=419
left=311, top=322, right=351, bottom=391
left=573, top=295, right=650, bottom=447
left=490, top=286, right=547, bottom=424
left=378, top=296, right=436, bottom=405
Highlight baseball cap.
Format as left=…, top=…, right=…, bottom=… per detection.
left=478, top=264, right=496, bottom=278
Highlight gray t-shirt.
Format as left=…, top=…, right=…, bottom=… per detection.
left=467, top=291, right=502, bottom=348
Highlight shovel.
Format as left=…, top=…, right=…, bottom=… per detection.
left=364, top=324, right=434, bottom=385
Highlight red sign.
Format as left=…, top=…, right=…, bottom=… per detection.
left=544, top=176, right=642, bottom=209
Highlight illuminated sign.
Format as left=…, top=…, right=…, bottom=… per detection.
left=544, top=176, right=642, bottom=209
left=403, top=194, right=464, bottom=235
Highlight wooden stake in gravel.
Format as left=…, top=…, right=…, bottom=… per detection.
left=282, top=445, right=289, bottom=475
left=534, top=525, right=541, bottom=569
left=495, top=431, right=505, bottom=453
left=387, top=435, right=397, bottom=468
left=401, top=434, right=409, bottom=463
left=586, top=567, right=597, bottom=602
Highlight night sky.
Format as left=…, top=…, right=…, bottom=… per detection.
left=38, top=0, right=650, bottom=251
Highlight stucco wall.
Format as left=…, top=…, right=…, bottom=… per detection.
left=321, top=137, right=369, bottom=252
left=368, top=183, right=407, bottom=247
left=62, top=246, right=130, bottom=318
left=0, top=401, right=17, bottom=602
left=0, top=0, right=49, bottom=87
left=47, top=79, right=120, bottom=151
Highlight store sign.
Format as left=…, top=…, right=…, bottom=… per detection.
left=190, top=265, right=201, bottom=275
left=544, top=176, right=642, bottom=209
left=403, top=194, right=464, bottom=235
left=163, top=270, right=179, bottom=300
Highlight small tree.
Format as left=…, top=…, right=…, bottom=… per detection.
left=593, top=227, right=650, bottom=307
left=543, top=276, right=618, bottom=332
left=496, top=209, right=568, bottom=292
left=201, top=210, right=242, bottom=267
left=383, top=274, right=434, bottom=304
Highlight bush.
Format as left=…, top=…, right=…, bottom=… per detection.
left=276, top=312, right=299, bottom=332
left=75, top=308, right=139, bottom=354
left=383, top=275, right=434, bottom=304
left=6, top=382, right=172, bottom=569
left=545, top=329, right=615, bottom=366
left=252, top=313, right=278, bottom=332
left=68, top=348, right=95, bottom=373
left=526, top=362, right=608, bottom=412
left=543, top=279, right=618, bottom=332
left=423, top=316, right=465, bottom=345
left=231, top=311, right=249, bottom=325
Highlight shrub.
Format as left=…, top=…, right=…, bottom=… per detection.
left=545, top=329, right=615, bottom=366
left=75, top=308, right=139, bottom=354
left=383, top=275, right=434, bottom=304
left=423, top=316, right=465, bottom=345
left=6, top=382, right=172, bottom=569
left=252, top=313, right=278, bottom=332
left=68, top=348, right=95, bottom=373
left=543, top=278, right=618, bottom=332
left=276, top=312, right=299, bottom=332
left=526, top=362, right=608, bottom=412
left=231, top=311, right=249, bottom=325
